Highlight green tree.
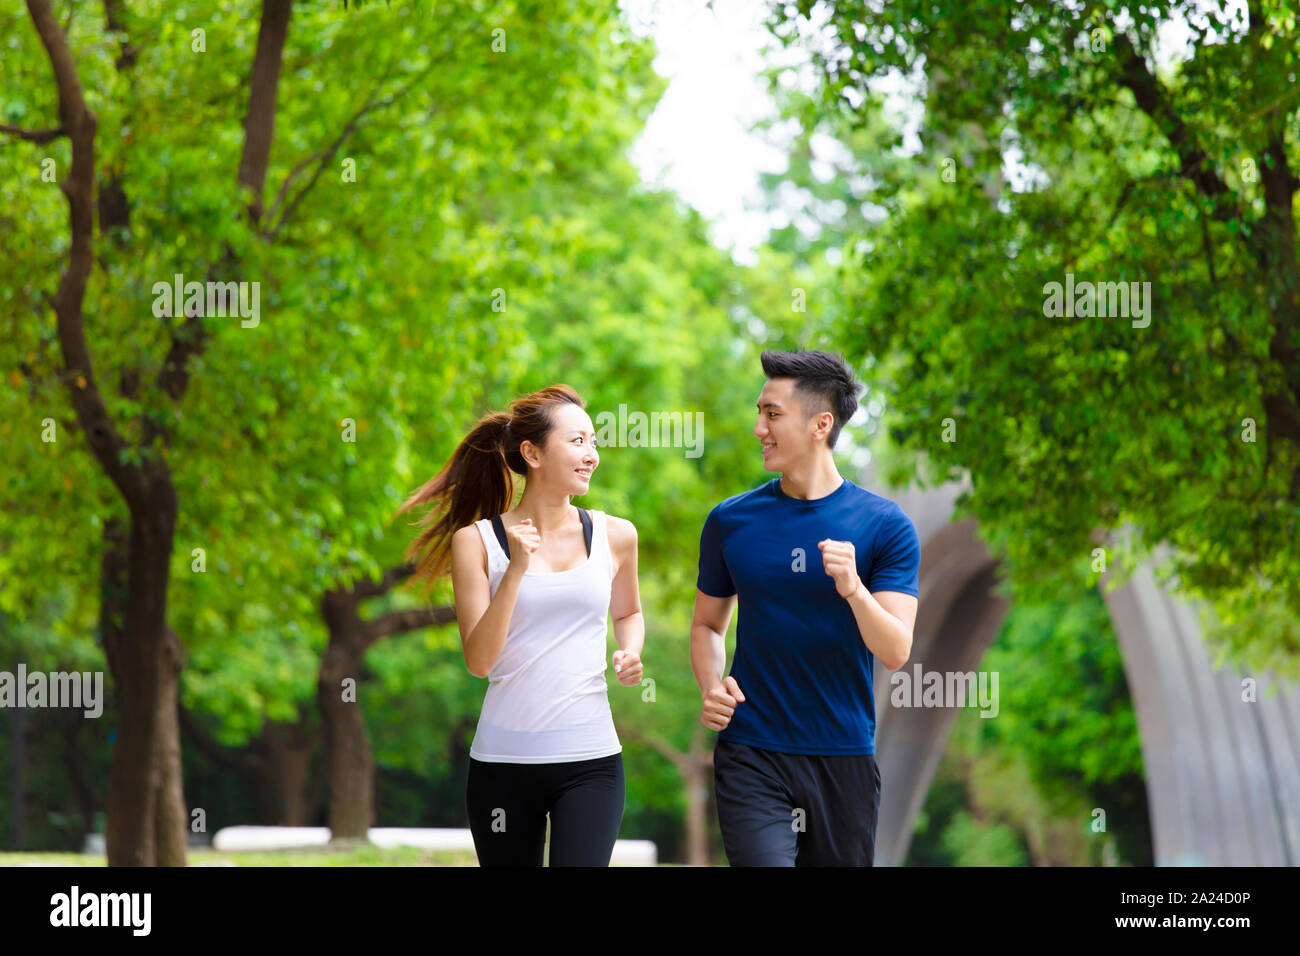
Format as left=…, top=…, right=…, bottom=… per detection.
left=0, top=0, right=681, bottom=861
left=767, top=0, right=1300, bottom=674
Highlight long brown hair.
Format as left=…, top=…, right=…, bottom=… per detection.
left=394, top=384, right=587, bottom=597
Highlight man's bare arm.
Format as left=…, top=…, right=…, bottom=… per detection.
left=690, top=588, right=736, bottom=697
left=845, top=588, right=917, bottom=670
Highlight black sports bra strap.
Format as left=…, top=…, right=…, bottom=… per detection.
left=489, top=509, right=592, bottom=562
left=579, top=507, right=593, bottom=556
left=490, top=514, right=511, bottom=559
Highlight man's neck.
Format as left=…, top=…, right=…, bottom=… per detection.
left=778, top=456, right=843, bottom=500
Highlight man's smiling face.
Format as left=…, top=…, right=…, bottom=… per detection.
left=755, top=377, right=826, bottom=471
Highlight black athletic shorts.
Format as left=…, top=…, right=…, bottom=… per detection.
left=713, top=735, right=881, bottom=866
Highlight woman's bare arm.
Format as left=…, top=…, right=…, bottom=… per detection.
left=450, top=524, right=524, bottom=678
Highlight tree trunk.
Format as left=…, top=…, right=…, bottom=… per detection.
left=25, top=0, right=192, bottom=868
left=61, top=707, right=99, bottom=844
left=104, top=628, right=159, bottom=864
left=11, top=706, right=26, bottom=848
left=152, top=627, right=188, bottom=864
left=179, top=700, right=322, bottom=827
left=257, top=718, right=317, bottom=826
left=614, top=720, right=717, bottom=865
left=318, top=589, right=374, bottom=840
left=684, top=727, right=711, bottom=867
left=103, top=512, right=179, bottom=866
left=239, top=0, right=293, bottom=222
left=98, top=510, right=185, bottom=866
left=313, top=573, right=452, bottom=839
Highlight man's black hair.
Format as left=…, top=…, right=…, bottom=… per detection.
left=760, top=349, right=864, bottom=449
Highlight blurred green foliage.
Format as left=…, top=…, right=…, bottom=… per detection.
left=0, top=0, right=1209, bottom=864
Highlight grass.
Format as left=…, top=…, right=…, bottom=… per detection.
left=0, top=844, right=481, bottom=867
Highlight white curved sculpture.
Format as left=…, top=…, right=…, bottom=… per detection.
left=864, top=461, right=1300, bottom=866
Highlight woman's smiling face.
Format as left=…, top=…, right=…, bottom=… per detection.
left=524, top=401, right=599, bottom=492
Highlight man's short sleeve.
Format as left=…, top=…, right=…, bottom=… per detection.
left=867, top=506, right=920, bottom=597
left=696, top=505, right=736, bottom=598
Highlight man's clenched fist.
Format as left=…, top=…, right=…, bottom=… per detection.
left=818, top=538, right=862, bottom=598
left=701, top=676, right=746, bottom=731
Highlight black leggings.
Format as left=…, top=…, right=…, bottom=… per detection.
left=465, top=752, right=625, bottom=866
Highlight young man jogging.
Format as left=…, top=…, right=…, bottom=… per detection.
left=692, top=349, right=921, bottom=866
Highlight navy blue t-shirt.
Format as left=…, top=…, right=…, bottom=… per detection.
left=696, top=476, right=920, bottom=755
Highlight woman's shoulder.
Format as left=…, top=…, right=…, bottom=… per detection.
left=451, top=521, right=488, bottom=548
left=449, top=521, right=493, bottom=577
left=601, top=512, right=637, bottom=549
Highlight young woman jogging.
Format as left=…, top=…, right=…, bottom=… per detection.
left=395, top=384, right=644, bottom=866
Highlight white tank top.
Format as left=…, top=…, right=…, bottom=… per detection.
left=468, top=509, right=622, bottom=763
